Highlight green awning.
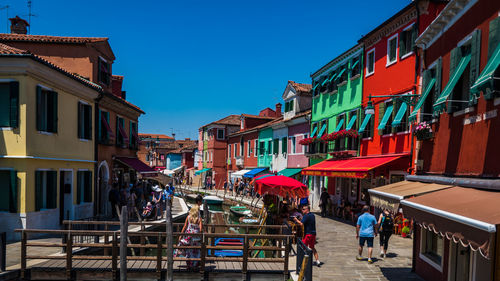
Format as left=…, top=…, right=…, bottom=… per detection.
left=409, top=78, right=436, bottom=123
left=470, top=43, right=500, bottom=97
left=310, top=125, right=318, bottom=137
left=359, top=114, right=372, bottom=133
left=346, top=114, right=357, bottom=130
left=328, top=72, right=339, bottom=82
left=317, top=123, right=327, bottom=136
left=277, top=168, right=303, bottom=177
left=433, top=54, right=471, bottom=113
left=391, top=103, right=408, bottom=127
left=321, top=77, right=329, bottom=86
left=335, top=68, right=346, bottom=81
left=195, top=168, right=211, bottom=175
left=334, top=118, right=344, bottom=132
left=351, top=59, right=359, bottom=69
left=377, top=104, right=393, bottom=130
left=312, top=83, right=319, bottom=90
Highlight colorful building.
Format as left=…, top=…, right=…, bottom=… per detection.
left=0, top=43, right=100, bottom=240
left=138, top=134, right=174, bottom=169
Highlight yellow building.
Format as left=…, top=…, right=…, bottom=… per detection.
left=0, top=44, right=101, bottom=240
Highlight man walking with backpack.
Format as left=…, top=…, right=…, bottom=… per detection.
left=377, top=209, right=394, bottom=259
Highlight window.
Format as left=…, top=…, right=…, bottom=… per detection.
left=228, top=144, right=231, bottom=158
left=421, top=228, right=444, bottom=266
left=268, top=140, right=272, bottom=155
left=98, top=110, right=111, bottom=144
left=366, top=49, right=375, bottom=76
left=217, top=129, right=225, bottom=140
left=129, top=122, right=138, bottom=149
left=146, top=154, right=150, bottom=161
left=387, top=34, right=398, bottom=66
left=240, top=139, right=244, bottom=156
left=288, top=99, right=294, bottom=112
left=281, top=137, right=287, bottom=154
left=247, top=140, right=251, bottom=157
left=421, top=60, right=442, bottom=122
left=234, top=143, right=237, bottom=158
left=337, top=64, right=348, bottom=85
left=116, top=116, right=128, bottom=147
left=273, top=139, right=279, bottom=154
left=98, top=57, right=110, bottom=85
left=350, top=55, right=362, bottom=78
left=35, top=170, right=57, bottom=211
left=378, top=101, right=394, bottom=136
left=0, top=81, right=19, bottom=128
left=399, top=24, right=417, bottom=59
left=36, top=86, right=58, bottom=133
left=360, top=110, right=374, bottom=139
left=77, top=170, right=92, bottom=204
left=393, top=100, right=410, bottom=133
left=303, top=134, right=309, bottom=153
left=290, top=136, right=296, bottom=154
left=78, top=102, right=92, bottom=140
left=0, top=170, right=18, bottom=212
left=312, top=81, right=320, bottom=97
left=259, top=141, right=265, bottom=156
left=254, top=140, right=258, bottom=157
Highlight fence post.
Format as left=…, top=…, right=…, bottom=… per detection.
left=297, top=255, right=309, bottom=281
left=0, top=232, right=6, bottom=272
left=120, top=206, right=128, bottom=281
left=200, top=234, right=206, bottom=280
left=157, top=234, right=162, bottom=280
left=104, top=223, right=110, bottom=256
left=112, top=232, right=118, bottom=281
left=20, top=231, right=26, bottom=279
left=242, top=235, right=248, bottom=281
left=283, top=236, right=290, bottom=281
left=66, top=232, right=72, bottom=280
left=166, top=198, right=173, bottom=281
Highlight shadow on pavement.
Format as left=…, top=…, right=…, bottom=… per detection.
left=379, top=267, right=424, bottom=281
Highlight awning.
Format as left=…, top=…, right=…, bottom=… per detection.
left=409, top=78, right=436, bottom=123
left=346, top=114, right=357, bottom=130
left=172, top=166, right=184, bottom=173
left=358, top=114, right=372, bottom=133
left=115, top=157, right=157, bottom=174
left=231, top=169, right=251, bottom=179
left=433, top=53, right=471, bottom=113
left=243, top=168, right=268, bottom=178
left=301, top=153, right=408, bottom=179
left=194, top=168, right=211, bottom=175
left=401, top=187, right=500, bottom=259
left=391, top=103, right=408, bottom=127
left=321, top=77, right=330, bottom=86
left=377, top=104, right=393, bottom=130
left=368, top=180, right=452, bottom=212
left=310, top=126, right=318, bottom=138
left=277, top=168, right=303, bottom=177
left=328, top=72, right=339, bottom=82
left=161, top=169, right=174, bottom=176
left=351, top=59, right=359, bottom=69
left=312, top=83, right=319, bottom=91
left=334, top=118, right=344, bottom=132
left=470, top=43, right=500, bottom=97
left=317, top=123, right=327, bottom=137
left=335, top=68, right=346, bottom=81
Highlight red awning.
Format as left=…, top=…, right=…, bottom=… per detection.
left=101, top=114, right=115, bottom=138
left=115, top=157, right=157, bottom=174
left=301, top=153, right=409, bottom=178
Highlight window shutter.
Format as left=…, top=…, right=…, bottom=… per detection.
left=47, top=171, right=57, bottom=209
left=273, top=139, right=278, bottom=154
left=85, top=171, right=92, bottom=203
left=35, top=171, right=43, bottom=211
left=410, top=24, right=418, bottom=51
left=98, top=109, right=101, bottom=141
left=9, top=81, right=19, bottom=128
left=77, top=171, right=82, bottom=205
left=9, top=170, right=17, bottom=213
left=51, top=91, right=58, bottom=133
left=86, top=105, right=92, bottom=140
left=282, top=137, right=287, bottom=154
left=449, top=47, right=459, bottom=79
left=290, top=100, right=294, bottom=112
left=129, top=122, right=133, bottom=146
left=77, top=103, right=83, bottom=139
left=378, top=103, right=385, bottom=136
left=469, top=29, right=482, bottom=105
left=392, top=100, right=400, bottom=133
left=434, top=58, right=443, bottom=104
left=399, top=30, right=406, bottom=59
left=488, top=17, right=500, bottom=59
left=116, top=116, right=120, bottom=145
left=36, top=86, right=43, bottom=131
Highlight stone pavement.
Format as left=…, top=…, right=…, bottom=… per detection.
left=290, top=214, right=423, bottom=281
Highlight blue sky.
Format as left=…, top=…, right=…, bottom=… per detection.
left=5, top=0, right=409, bottom=140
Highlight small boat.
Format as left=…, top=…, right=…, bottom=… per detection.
left=229, top=206, right=252, bottom=217
left=203, top=195, right=224, bottom=205
left=211, top=238, right=243, bottom=257
left=239, top=217, right=259, bottom=224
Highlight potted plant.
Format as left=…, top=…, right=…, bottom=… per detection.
left=401, top=226, right=410, bottom=238
left=413, top=121, right=433, bottom=140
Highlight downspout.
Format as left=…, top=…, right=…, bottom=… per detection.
left=94, top=92, right=104, bottom=217
left=410, top=0, right=421, bottom=177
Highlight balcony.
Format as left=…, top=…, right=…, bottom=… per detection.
left=235, top=156, right=244, bottom=167
left=327, top=137, right=359, bottom=159
left=306, top=142, right=328, bottom=158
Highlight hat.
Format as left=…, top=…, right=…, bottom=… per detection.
left=153, top=185, right=162, bottom=192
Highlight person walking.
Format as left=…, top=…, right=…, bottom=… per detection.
left=319, top=188, right=329, bottom=217
left=293, top=205, right=321, bottom=267
left=356, top=205, right=378, bottom=263
left=108, top=183, right=120, bottom=219
left=378, top=209, right=394, bottom=259
left=178, top=205, right=202, bottom=269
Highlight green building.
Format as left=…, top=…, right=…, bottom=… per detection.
left=257, top=127, right=273, bottom=168
left=307, top=44, right=364, bottom=208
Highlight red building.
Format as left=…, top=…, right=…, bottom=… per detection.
left=395, top=0, right=500, bottom=280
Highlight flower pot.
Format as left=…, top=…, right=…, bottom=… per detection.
left=415, top=131, right=433, bottom=141
left=401, top=232, right=407, bottom=238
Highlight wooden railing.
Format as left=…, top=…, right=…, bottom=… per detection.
left=15, top=226, right=291, bottom=280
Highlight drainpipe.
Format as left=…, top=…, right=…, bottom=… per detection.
left=94, top=93, right=104, bottom=217
left=410, top=0, right=422, bottom=176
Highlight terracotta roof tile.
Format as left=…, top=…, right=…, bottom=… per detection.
left=241, top=114, right=277, bottom=120
left=139, top=133, right=174, bottom=139
left=0, top=33, right=108, bottom=44
left=289, top=80, right=312, bottom=95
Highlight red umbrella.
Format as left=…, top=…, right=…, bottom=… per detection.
left=254, top=175, right=309, bottom=198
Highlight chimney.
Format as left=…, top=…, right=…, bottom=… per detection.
left=9, top=16, right=29, bottom=35
left=275, top=103, right=282, bottom=117
left=172, top=133, right=176, bottom=140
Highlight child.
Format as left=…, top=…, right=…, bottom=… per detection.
left=142, top=202, right=152, bottom=216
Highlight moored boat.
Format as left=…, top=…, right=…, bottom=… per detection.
left=229, top=205, right=252, bottom=217
left=203, top=195, right=224, bottom=205
left=239, top=217, right=259, bottom=224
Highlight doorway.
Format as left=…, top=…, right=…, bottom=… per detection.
left=59, top=170, right=73, bottom=224
left=449, top=243, right=470, bottom=281
left=97, top=161, right=110, bottom=217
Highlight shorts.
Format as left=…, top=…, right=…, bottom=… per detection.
left=359, top=236, right=374, bottom=248
left=302, top=234, right=316, bottom=249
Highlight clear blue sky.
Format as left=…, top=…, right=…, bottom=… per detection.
left=4, top=0, right=409, bottom=140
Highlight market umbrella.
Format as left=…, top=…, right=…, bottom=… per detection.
left=254, top=175, right=309, bottom=198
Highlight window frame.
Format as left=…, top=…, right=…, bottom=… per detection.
left=216, top=128, right=225, bottom=140
left=98, top=57, right=111, bottom=86
left=386, top=33, right=399, bottom=67
left=36, top=85, right=58, bottom=134
left=366, top=48, right=375, bottom=77
left=0, top=80, right=19, bottom=128
left=400, top=23, right=416, bottom=60
left=247, top=140, right=251, bottom=157
left=419, top=228, right=444, bottom=272
left=254, top=139, right=258, bottom=157
left=35, top=169, right=57, bottom=211
left=290, top=136, right=296, bottom=154
left=78, top=101, right=92, bottom=140
left=77, top=170, right=93, bottom=204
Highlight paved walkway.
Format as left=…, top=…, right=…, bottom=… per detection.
left=290, top=214, right=422, bottom=281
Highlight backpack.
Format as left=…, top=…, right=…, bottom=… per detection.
left=381, top=214, right=394, bottom=232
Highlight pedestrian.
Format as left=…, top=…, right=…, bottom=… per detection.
left=356, top=205, right=378, bottom=263
left=319, top=188, right=329, bottom=217
left=223, top=180, right=228, bottom=193
left=293, top=205, right=321, bottom=267
left=127, top=188, right=137, bottom=218
left=177, top=205, right=202, bottom=269
left=108, top=183, right=120, bottom=219
left=378, top=209, right=394, bottom=259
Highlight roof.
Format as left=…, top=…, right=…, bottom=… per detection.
left=103, top=91, right=144, bottom=114
left=288, top=81, right=312, bottom=94
left=0, top=33, right=108, bottom=44
left=0, top=43, right=102, bottom=91
left=139, top=133, right=174, bottom=140
left=228, top=117, right=283, bottom=137
left=200, top=114, right=241, bottom=129
left=311, top=44, right=364, bottom=78
left=241, top=114, right=277, bottom=120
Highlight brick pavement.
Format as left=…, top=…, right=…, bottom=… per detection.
left=290, top=214, right=423, bottom=281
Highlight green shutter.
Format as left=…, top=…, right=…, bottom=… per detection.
left=47, top=171, right=57, bottom=209
left=86, top=105, right=92, bottom=139
left=378, top=103, right=386, bottom=136
left=77, top=171, right=82, bottom=205
left=35, top=171, right=43, bottom=211
left=51, top=91, right=58, bottom=133
left=391, top=100, right=399, bottom=133
left=282, top=137, right=287, bottom=154
left=129, top=122, right=133, bottom=146
left=85, top=171, right=92, bottom=203
left=469, top=29, right=482, bottom=105
left=488, top=17, right=500, bottom=60
left=399, top=30, right=406, bottom=59
left=411, top=24, right=418, bottom=51
left=116, top=116, right=120, bottom=145
left=36, top=86, right=43, bottom=131
left=9, top=170, right=17, bottom=212
left=9, top=81, right=19, bottom=128
left=78, top=103, right=83, bottom=139
left=98, top=109, right=102, bottom=141
left=434, top=58, right=443, bottom=104
left=450, top=47, right=459, bottom=80
left=273, top=139, right=279, bottom=154
left=290, top=100, right=294, bottom=111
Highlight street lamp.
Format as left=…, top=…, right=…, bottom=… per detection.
left=365, top=101, right=375, bottom=115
